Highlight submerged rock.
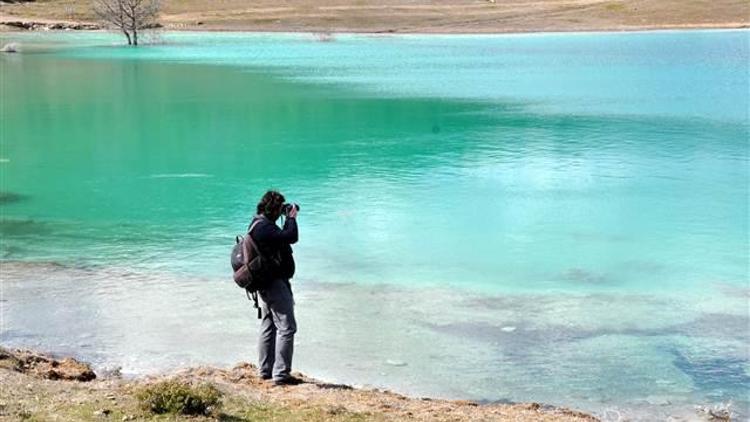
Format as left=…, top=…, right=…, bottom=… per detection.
left=0, top=218, right=51, bottom=236
left=644, top=395, right=671, bottom=406
left=0, top=191, right=28, bottom=204
left=562, top=268, right=608, bottom=284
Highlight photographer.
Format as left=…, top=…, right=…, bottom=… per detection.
left=248, top=190, right=300, bottom=386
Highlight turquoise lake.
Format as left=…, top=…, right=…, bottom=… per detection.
left=1, top=30, right=748, bottom=420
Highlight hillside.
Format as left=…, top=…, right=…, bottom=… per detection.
left=1, top=0, right=748, bottom=33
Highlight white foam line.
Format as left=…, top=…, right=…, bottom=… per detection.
left=148, top=173, right=213, bottom=179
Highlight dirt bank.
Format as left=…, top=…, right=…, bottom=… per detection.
left=1, top=0, right=748, bottom=34
left=0, top=347, right=598, bottom=421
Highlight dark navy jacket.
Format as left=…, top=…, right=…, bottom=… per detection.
left=248, top=215, right=297, bottom=280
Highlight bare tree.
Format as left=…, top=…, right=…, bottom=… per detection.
left=93, top=0, right=160, bottom=46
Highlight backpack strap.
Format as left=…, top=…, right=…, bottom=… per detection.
left=244, top=220, right=262, bottom=263
left=246, top=219, right=263, bottom=319
left=246, top=289, right=261, bottom=319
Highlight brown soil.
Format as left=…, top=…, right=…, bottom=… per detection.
left=0, top=0, right=748, bottom=33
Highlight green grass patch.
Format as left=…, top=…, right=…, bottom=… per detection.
left=219, top=397, right=381, bottom=422
left=136, top=380, right=222, bottom=416
left=234, top=404, right=375, bottom=422
left=604, top=2, right=627, bottom=12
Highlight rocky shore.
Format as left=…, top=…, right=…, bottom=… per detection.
left=1, top=19, right=100, bottom=30
left=0, top=347, right=598, bottom=421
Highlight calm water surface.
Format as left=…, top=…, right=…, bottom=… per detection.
left=1, top=30, right=748, bottom=420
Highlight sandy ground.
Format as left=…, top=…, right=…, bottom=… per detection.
left=0, top=347, right=599, bottom=421
left=0, top=0, right=748, bottom=33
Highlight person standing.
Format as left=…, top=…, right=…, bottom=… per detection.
left=248, top=190, right=301, bottom=385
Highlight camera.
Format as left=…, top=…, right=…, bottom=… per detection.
left=282, top=203, right=300, bottom=215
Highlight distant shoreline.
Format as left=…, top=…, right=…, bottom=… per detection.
left=2, top=0, right=748, bottom=36
left=1, top=19, right=748, bottom=36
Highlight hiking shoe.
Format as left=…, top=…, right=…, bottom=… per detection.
left=260, top=374, right=272, bottom=380
left=272, top=376, right=304, bottom=386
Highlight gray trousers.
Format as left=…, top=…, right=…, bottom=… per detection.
left=258, top=279, right=297, bottom=381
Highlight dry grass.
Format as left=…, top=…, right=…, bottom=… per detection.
left=1, top=0, right=748, bottom=33
left=0, top=348, right=599, bottom=422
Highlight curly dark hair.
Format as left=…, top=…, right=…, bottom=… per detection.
left=257, top=190, right=286, bottom=218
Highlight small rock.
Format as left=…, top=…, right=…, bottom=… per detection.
left=1, top=43, right=18, bottom=53
left=93, top=408, right=111, bottom=417
left=385, top=359, right=407, bottom=367
left=99, top=366, right=122, bottom=379
left=501, top=326, right=517, bottom=333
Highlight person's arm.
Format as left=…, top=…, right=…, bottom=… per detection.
left=277, top=205, right=299, bottom=244
left=278, top=217, right=298, bottom=245
left=255, top=217, right=298, bottom=245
